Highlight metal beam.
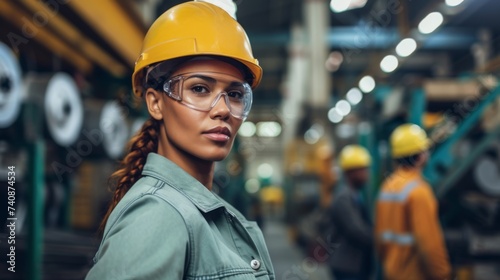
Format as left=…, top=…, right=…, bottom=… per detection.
left=249, top=27, right=478, bottom=50
left=436, top=124, right=500, bottom=199
left=19, top=0, right=128, bottom=76
left=68, top=0, right=144, bottom=66
left=424, top=84, right=500, bottom=186
left=0, top=1, right=92, bottom=73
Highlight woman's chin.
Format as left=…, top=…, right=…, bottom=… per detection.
left=208, top=154, right=229, bottom=162
left=189, top=149, right=226, bottom=162
left=197, top=146, right=232, bottom=162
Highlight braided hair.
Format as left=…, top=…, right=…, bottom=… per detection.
left=99, top=118, right=160, bottom=234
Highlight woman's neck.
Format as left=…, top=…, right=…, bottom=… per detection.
left=157, top=144, right=215, bottom=190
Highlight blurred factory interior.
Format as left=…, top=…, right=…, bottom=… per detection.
left=1, top=0, right=500, bottom=279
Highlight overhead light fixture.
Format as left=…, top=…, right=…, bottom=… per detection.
left=418, top=12, right=444, bottom=34
left=244, top=178, right=260, bottom=194
left=197, top=0, right=237, bottom=19
left=330, top=0, right=348, bottom=13
left=346, top=87, right=363, bottom=105
left=328, top=107, right=343, bottom=123
left=380, top=55, right=399, bottom=73
left=395, top=38, right=417, bottom=57
left=445, top=0, right=464, bottom=7
left=257, top=163, right=273, bottom=178
left=256, top=121, right=282, bottom=137
left=238, top=121, right=256, bottom=137
left=330, top=0, right=367, bottom=13
left=359, top=75, right=376, bottom=93
left=335, top=100, right=352, bottom=116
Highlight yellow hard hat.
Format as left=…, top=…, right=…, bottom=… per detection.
left=339, top=145, right=371, bottom=171
left=390, top=123, right=430, bottom=158
left=132, top=1, right=262, bottom=96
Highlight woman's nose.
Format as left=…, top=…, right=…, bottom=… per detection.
left=209, top=93, right=231, bottom=119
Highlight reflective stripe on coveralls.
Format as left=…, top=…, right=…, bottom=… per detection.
left=378, top=181, right=418, bottom=202
left=378, top=180, right=418, bottom=246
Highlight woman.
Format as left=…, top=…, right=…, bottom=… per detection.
left=86, top=2, right=275, bottom=279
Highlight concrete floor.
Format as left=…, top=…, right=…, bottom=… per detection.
left=263, top=218, right=332, bottom=280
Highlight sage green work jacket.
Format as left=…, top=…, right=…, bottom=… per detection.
left=86, top=153, right=275, bottom=280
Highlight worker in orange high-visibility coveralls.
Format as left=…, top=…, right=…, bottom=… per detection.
left=375, top=124, right=451, bottom=280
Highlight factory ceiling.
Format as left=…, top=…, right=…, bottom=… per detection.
left=1, top=0, right=499, bottom=110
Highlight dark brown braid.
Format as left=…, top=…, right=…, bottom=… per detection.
left=98, top=118, right=160, bottom=235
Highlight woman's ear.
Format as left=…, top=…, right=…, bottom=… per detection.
left=145, top=88, right=164, bottom=121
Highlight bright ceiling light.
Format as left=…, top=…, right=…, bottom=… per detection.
left=418, top=12, right=444, bottom=34
left=256, top=121, right=282, bottom=137
left=445, top=0, right=464, bottom=7
left=380, top=55, right=399, bottom=73
left=335, top=100, right=351, bottom=116
left=346, top=87, right=363, bottom=105
left=199, top=0, right=237, bottom=19
left=257, top=163, right=273, bottom=178
left=359, top=75, right=376, bottom=93
left=244, top=178, right=260, bottom=194
left=330, top=0, right=351, bottom=13
left=328, top=107, right=343, bottom=123
left=238, top=121, right=256, bottom=137
left=330, top=0, right=367, bottom=13
left=395, top=38, right=417, bottom=57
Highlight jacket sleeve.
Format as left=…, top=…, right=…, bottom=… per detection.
left=409, top=184, right=451, bottom=280
left=86, top=195, right=189, bottom=280
left=332, top=194, right=373, bottom=249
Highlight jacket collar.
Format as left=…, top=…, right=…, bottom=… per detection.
left=393, top=167, right=422, bottom=181
left=141, top=153, right=225, bottom=213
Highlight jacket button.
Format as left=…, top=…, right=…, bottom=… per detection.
left=250, top=259, right=260, bottom=270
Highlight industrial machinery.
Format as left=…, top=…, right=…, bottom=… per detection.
left=0, top=40, right=137, bottom=279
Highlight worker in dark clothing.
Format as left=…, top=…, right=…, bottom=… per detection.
left=328, top=145, right=373, bottom=280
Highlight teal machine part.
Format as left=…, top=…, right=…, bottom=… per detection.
left=358, top=123, right=378, bottom=215
left=28, top=140, right=44, bottom=280
left=372, top=85, right=393, bottom=103
left=23, top=101, right=45, bottom=280
left=424, top=85, right=500, bottom=191
left=436, top=124, right=500, bottom=199
left=409, top=88, right=426, bottom=127
left=363, top=85, right=393, bottom=211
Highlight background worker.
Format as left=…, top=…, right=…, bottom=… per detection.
left=328, top=145, right=373, bottom=280
left=375, top=123, right=451, bottom=280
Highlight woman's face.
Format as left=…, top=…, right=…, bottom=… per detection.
left=156, top=59, right=246, bottom=163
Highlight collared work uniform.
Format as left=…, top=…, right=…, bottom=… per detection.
left=86, top=153, right=275, bottom=279
left=375, top=168, right=451, bottom=280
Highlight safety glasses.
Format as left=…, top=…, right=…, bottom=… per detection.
left=148, top=70, right=253, bottom=120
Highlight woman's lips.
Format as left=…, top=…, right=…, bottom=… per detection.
left=203, top=133, right=230, bottom=142
left=202, top=126, right=231, bottom=142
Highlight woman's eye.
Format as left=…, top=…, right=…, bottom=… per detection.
left=191, top=85, right=209, bottom=94
left=228, top=90, right=244, bottom=99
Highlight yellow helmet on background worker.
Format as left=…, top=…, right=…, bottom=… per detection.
left=339, top=145, right=372, bottom=171
left=132, top=1, right=262, bottom=96
left=390, top=123, right=430, bottom=158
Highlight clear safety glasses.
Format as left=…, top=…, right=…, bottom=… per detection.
left=153, top=72, right=253, bottom=120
